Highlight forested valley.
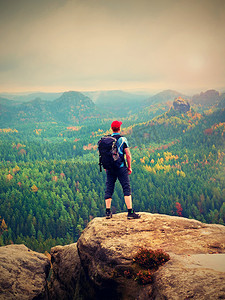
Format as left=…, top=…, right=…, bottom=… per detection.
left=0, top=90, right=225, bottom=252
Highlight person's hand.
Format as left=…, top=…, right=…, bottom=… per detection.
left=127, top=167, right=132, bottom=175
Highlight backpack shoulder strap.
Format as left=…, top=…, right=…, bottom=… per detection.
left=111, top=134, right=122, bottom=141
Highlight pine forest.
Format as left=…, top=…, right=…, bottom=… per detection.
left=0, top=90, right=225, bottom=252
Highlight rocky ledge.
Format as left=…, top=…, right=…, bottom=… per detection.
left=0, top=244, right=50, bottom=300
left=52, top=213, right=225, bottom=299
left=1, top=213, right=225, bottom=300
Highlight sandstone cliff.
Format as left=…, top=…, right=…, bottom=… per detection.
left=0, top=244, right=50, bottom=300
left=173, top=97, right=190, bottom=113
left=1, top=213, right=225, bottom=300
left=50, top=213, right=225, bottom=300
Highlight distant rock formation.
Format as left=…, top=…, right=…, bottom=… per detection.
left=1, top=213, right=225, bottom=299
left=0, top=244, right=50, bottom=300
left=173, top=97, right=190, bottom=113
left=192, top=89, right=220, bottom=105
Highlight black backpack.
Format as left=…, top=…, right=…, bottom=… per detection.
left=98, top=135, right=123, bottom=172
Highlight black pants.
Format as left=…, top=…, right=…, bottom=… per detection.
left=105, top=166, right=131, bottom=199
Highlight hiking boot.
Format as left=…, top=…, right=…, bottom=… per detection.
left=127, top=209, right=141, bottom=219
left=106, top=210, right=112, bottom=219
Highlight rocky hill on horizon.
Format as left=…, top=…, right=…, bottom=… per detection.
left=1, top=89, right=224, bottom=124
left=0, top=91, right=101, bottom=126
left=191, top=89, right=220, bottom=106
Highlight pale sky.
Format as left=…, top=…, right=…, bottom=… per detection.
left=0, top=0, right=225, bottom=94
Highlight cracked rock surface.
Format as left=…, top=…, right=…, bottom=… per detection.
left=0, top=244, right=50, bottom=300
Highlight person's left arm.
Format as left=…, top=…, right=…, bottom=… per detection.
left=125, top=148, right=132, bottom=175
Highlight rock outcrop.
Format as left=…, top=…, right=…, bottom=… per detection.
left=49, top=243, right=84, bottom=300
left=76, top=213, right=225, bottom=299
left=192, top=89, right=220, bottom=105
left=0, top=244, right=50, bottom=300
left=153, top=253, right=225, bottom=299
left=1, top=213, right=225, bottom=300
left=173, top=97, right=190, bottom=113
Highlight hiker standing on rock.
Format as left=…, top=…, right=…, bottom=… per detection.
left=98, top=120, right=140, bottom=219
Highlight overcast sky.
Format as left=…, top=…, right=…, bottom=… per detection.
left=0, top=0, right=225, bottom=94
